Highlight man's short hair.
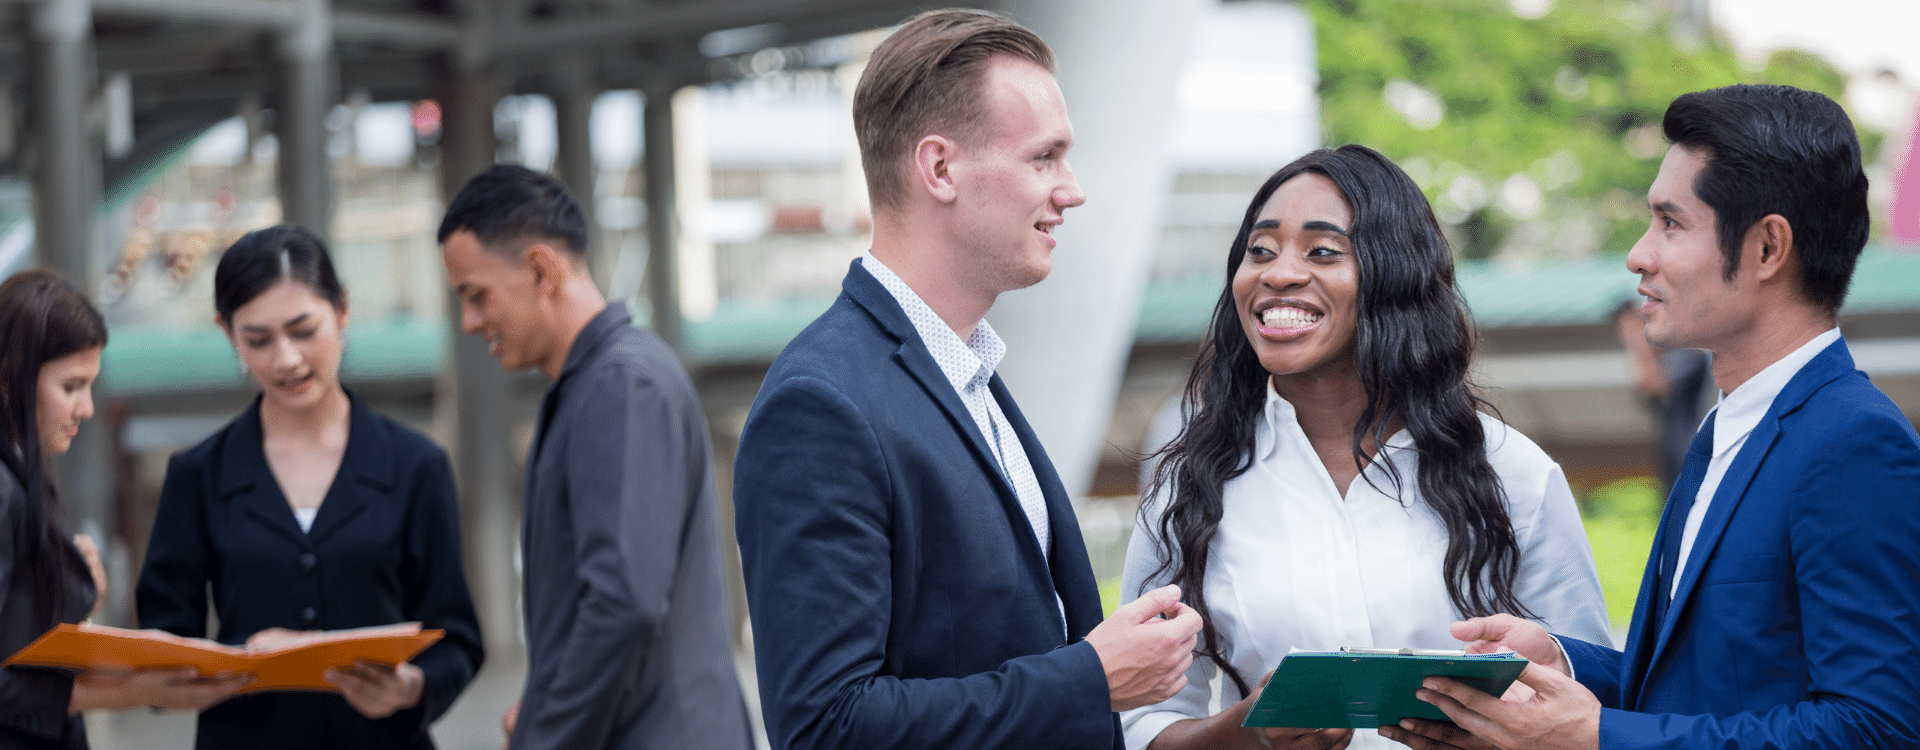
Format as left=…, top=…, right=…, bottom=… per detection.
left=852, top=8, right=1054, bottom=210
left=437, top=163, right=590, bottom=259
left=1662, top=84, right=1869, bottom=315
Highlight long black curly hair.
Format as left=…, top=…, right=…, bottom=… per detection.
left=1143, top=145, right=1530, bottom=697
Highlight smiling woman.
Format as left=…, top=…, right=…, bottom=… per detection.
left=135, top=225, right=483, bottom=750
left=1118, top=146, right=1613, bottom=750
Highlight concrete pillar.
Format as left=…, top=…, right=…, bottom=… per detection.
left=988, top=0, right=1202, bottom=496
left=27, top=0, right=123, bottom=624
left=276, top=0, right=334, bottom=238
left=25, top=0, right=98, bottom=287
left=550, top=57, right=605, bottom=285
left=641, top=83, right=685, bottom=354
left=435, top=50, right=522, bottom=664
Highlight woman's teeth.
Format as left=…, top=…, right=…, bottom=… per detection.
left=1261, top=307, right=1321, bottom=329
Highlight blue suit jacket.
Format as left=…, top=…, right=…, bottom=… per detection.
left=733, top=262, right=1121, bottom=750
left=1559, top=338, right=1920, bottom=747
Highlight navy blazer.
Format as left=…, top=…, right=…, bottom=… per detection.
left=734, top=261, right=1121, bottom=750
left=137, top=392, right=484, bottom=750
left=1558, top=338, right=1920, bottom=747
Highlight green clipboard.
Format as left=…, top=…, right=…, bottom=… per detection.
left=1242, top=648, right=1528, bottom=729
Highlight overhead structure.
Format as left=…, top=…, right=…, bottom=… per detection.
left=0, top=0, right=993, bottom=655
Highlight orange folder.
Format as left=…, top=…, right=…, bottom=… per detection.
left=3, top=622, right=442, bottom=694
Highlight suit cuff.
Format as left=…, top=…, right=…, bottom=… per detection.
left=1550, top=634, right=1577, bottom=681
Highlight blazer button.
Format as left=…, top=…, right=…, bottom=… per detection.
left=298, top=553, right=318, bottom=575
left=300, top=607, right=318, bottom=627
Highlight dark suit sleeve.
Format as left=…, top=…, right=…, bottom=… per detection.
left=1554, top=636, right=1624, bottom=709
left=0, top=482, right=76, bottom=742
left=396, top=443, right=484, bottom=733
left=136, top=452, right=214, bottom=638
left=1599, top=414, right=1920, bottom=749
left=512, top=366, right=705, bottom=750
left=735, top=375, right=1114, bottom=750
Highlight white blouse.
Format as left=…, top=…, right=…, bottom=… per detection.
left=1120, top=384, right=1612, bottom=750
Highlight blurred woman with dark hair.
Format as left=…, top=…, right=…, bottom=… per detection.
left=1119, top=146, right=1612, bottom=750
left=137, top=225, right=482, bottom=749
left=1, top=270, right=244, bottom=750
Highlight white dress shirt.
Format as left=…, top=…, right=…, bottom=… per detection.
left=1120, top=383, right=1613, bottom=750
left=1671, top=327, right=1841, bottom=597
left=860, top=254, right=1052, bottom=559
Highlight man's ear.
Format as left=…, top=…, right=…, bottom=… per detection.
left=1747, top=213, right=1794, bottom=283
left=913, top=135, right=959, bottom=204
left=523, top=243, right=568, bottom=297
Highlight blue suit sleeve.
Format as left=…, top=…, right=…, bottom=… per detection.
left=1555, top=635, right=1625, bottom=709
left=735, top=376, right=1115, bottom=750
left=1597, top=413, right=1920, bottom=749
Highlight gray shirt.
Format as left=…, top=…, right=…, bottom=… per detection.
left=513, top=302, right=751, bottom=750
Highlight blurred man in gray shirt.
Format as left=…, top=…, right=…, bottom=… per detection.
left=438, top=164, right=750, bottom=750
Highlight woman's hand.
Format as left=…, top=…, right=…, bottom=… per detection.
left=73, top=534, right=106, bottom=621
left=324, top=661, right=425, bottom=719
left=1147, top=668, right=1353, bottom=750
left=71, top=668, right=250, bottom=713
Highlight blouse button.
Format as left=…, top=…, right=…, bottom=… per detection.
left=298, top=553, right=318, bottom=575
left=300, top=607, right=318, bottom=627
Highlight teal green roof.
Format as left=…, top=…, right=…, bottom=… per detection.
left=101, top=246, right=1920, bottom=395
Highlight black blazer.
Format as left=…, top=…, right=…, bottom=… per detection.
left=0, top=463, right=93, bottom=750
left=733, top=262, right=1120, bottom=750
left=136, top=392, right=483, bottom=750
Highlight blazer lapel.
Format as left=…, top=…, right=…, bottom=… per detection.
left=219, top=401, right=309, bottom=548
left=842, top=261, right=1056, bottom=587
left=991, top=376, right=1097, bottom=634
left=1635, top=338, right=1854, bottom=699
left=306, top=393, right=387, bottom=546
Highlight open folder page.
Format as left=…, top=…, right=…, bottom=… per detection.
left=1242, top=648, right=1527, bottom=729
left=2, top=622, right=442, bottom=694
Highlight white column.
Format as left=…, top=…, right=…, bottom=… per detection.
left=988, top=0, right=1203, bottom=496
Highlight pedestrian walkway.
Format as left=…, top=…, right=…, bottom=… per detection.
left=83, top=651, right=769, bottom=749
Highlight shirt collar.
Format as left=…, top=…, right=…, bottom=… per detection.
left=558, top=301, right=631, bottom=381
left=1253, top=378, right=1416, bottom=461
left=1708, top=327, right=1841, bottom=457
left=1254, top=380, right=1296, bottom=461
left=861, top=253, right=1004, bottom=394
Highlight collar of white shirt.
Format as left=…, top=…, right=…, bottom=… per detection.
left=1254, top=379, right=1415, bottom=462
left=1706, top=327, right=1841, bottom=458
left=861, top=253, right=1004, bottom=395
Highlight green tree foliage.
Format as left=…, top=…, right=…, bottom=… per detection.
left=1306, top=0, right=1864, bottom=259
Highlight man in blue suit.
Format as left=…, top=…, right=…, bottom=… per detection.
left=1388, top=85, right=1920, bottom=749
left=733, top=9, right=1205, bottom=750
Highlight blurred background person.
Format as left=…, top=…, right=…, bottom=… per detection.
left=1122, top=146, right=1612, bottom=750
left=1613, top=299, right=1715, bottom=495
left=136, top=225, right=484, bottom=750
left=2, top=270, right=247, bottom=750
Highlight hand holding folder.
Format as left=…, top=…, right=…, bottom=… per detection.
left=1243, top=648, right=1528, bottom=729
left=4, top=622, right=442, bottom=695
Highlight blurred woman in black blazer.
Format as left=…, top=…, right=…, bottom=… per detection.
left=2, top=270, right=244, bottom=750
left=136, top=225, right=483, bottom=749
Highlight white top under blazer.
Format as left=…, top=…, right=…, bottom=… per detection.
left=1121, top=383, right=1613, bottom=750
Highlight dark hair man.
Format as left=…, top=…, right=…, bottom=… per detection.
left=1390, top=84, right=1920, bottom=749
left=438, top=164, right=752, bottom=750
left=732, top=9, right=1204, bottom=750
